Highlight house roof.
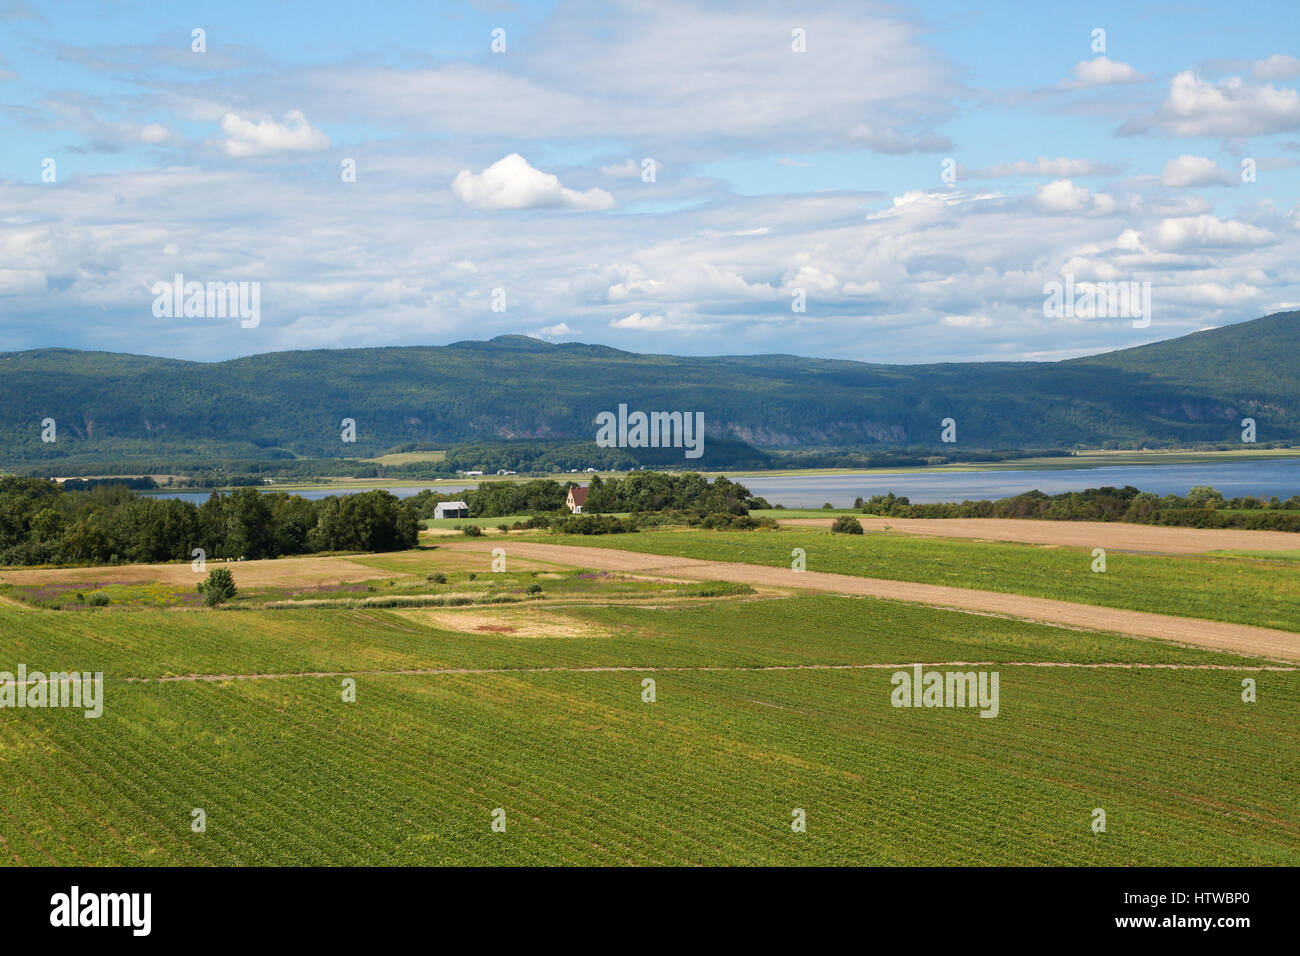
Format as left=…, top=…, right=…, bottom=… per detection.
left=438, top=500, right=469, bottom=509
left=568, top=487, right=588, bottom=505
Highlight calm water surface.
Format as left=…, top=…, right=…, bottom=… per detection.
left=150, top=459, right=1300, bottom=508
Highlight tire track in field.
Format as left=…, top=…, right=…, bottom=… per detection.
left=107, top=661, right=1299, bottom=684
left=444, top=540, right=1300, bottom=662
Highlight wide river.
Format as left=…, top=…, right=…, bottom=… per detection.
left=152, top=457, right=1300, bottom=509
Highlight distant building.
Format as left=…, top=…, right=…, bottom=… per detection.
left=566, top=486, right=588, bottom=514
left=434, top=501, right=470, bottom=519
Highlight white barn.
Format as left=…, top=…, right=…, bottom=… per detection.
left=434, top=501, right=470, bottom=519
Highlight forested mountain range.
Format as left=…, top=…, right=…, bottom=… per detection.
left=1, top=311, right=1296, bottom=466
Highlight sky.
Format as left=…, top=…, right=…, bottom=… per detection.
left=1, top=0, right=1299, bottom=363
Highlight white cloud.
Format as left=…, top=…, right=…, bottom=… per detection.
left=1254, top=55, right=1300, bottom=81
left=535, top=322, right=577, bottom=337
left=1150, top=214, right=1276, bottom=250
left=1160, top=155, right=1231, bottom=187
left=940, top=313, right=993, bottom=328
left=1123, top=71, right=1300, bottom=137
left=610, top=311, right=668, bottom=330
left=218, top=110, right=329, bottom=157
left=140, top=123, right=172, bottom=144
left=452, top=154, right=615, bottom=210
left=846, top=124, right=951, bottom=154
left=787, top=265, right=838, bottom=293
left=1160, top=282, right=1262, bottom=306
left=1062, top=257, right=1122, bottom=281
left=1116, top=228, right=1144, bottom=251
left=0, top=268, right=45, bottom=296
left=1035, top=179, right=1116, bottom=215
left=1064, top=57, right=1147, bottom=88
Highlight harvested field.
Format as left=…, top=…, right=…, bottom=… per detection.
left=778, top=516, right=1300, bottom=554
left=0, top=555, right=405, bottom=589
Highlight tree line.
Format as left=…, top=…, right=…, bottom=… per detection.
left=0, top=478, right=419, bottom=566
left=855, top=486, right=1300, bottom=531
left=405, top=473, right=770, bottom=522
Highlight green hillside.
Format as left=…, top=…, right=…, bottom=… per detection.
left=1, top=312, right=1296, bottom=464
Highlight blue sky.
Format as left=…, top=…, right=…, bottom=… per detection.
left=2, top=0, right=1299, bottom=362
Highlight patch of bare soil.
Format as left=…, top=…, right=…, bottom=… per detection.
left=778, top=516, right=1300, bottom=555
left=0, top=555, right=406, bottom=589
left=393, top=606, right=614, bottom=639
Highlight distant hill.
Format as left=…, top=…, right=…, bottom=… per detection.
left=1, top=311, right=1297, bottom=465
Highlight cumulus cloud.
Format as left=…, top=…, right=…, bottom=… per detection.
left=217, top=110, right=329, bottom=157
left=1064, top=57, right=1147, bottom=88
left=534, top=322, right=577, bottom=337
left=1150, top=214, right=1276, bottom=250
left=1123, top=71, right=1300, bottom=137
left=1035, top=179, right=1116, bottom=215
left=1161, top=155, right=1231, bottom=187
left=452, top=154, right=615, bottom=210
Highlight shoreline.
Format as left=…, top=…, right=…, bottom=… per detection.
left=120, top=446, right=1300, bottom=495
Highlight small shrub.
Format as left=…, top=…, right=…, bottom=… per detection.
left=428, top=572, right=447, bottom=584
left=526, top=584, right=543, bottom=595
left=197, top=567, right=238, bottom=607
left=462, top=525, right=483, bottom=537
left=830, top=515, right=864, bottom=535
left=87, top=592, right=111, bottom=607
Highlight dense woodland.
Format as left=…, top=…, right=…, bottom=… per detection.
left=0, top=478, right=419, bottom=566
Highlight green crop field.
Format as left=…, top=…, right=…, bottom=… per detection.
left=532, top=527, right=1300, bottom=633
left=0, top=572, right=1296, bottom=865
left=420, top=514, right=534, bottom=530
